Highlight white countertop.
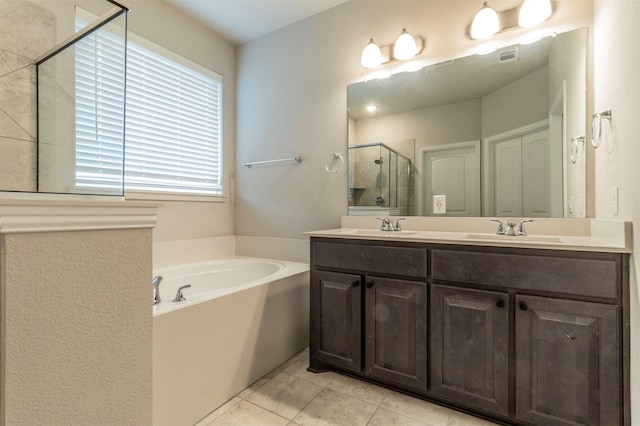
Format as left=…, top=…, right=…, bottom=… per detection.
left=306, top=225, right=632, bottom=253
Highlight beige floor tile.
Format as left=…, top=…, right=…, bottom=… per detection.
left=245, top=373, right=324, bottom=419
left=380, top=391, right=451, bottom=426
left=324, top=373, right=389, bottom=405
left=195, top=397, right=242, bottom=425
left=238, top=377, right=271, bottom=399
left=208, top=400, right=289, bottom=426
left=281, top=353, right=339, bottom=387
left=293, top=388, right=378, bottom=426
left=368, top=407, right=430, bottom=426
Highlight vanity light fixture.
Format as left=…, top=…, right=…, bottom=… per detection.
left=470, top=2, right=500, bottom=40
left=360, top=30, right=424, bottom=69
left=519, top=0, right=552, bottom=27
left=466, top=0, right=554, bottom=40
left=361, top=39, right=383, bottom=69
left=393, top=28, right=418, bottom=60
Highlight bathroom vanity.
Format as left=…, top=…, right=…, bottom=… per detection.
left=307, top=226, right=630, bottom=426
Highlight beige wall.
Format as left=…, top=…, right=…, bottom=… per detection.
left=593, top=0, right=640, bottom=419
left=0, top=229, right=153, bottom=425
left=235, top=0, right=593, bottom=239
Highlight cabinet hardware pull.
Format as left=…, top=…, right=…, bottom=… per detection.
left=496, top=299, right=505, bottom=308
left=566, top=334, right=576, bottom=340
left=351, top=281, right=360, bottom=287
left=519, top=302, right=528, bottom=311
left=366, top=282, right=374, bottom=288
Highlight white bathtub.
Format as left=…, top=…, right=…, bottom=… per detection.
left=152, top=257, right=310, bottom=426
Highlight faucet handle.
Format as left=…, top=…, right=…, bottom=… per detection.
left=172, top=284, right=192, bottom=302
left=518, top=219, right=534, bottom=236
left=490, top=219, right=505, bottom=235
left=394, top=218, right=406, bottom=231
left=376, top=216, right=391, bottom=231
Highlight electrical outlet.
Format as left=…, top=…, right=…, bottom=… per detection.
left=611, top=186, right=619, bottom=215
left=433, top=195, right=446, bottom=214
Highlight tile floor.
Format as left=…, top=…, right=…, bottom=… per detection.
left=195, top=347, right=501, bottom=426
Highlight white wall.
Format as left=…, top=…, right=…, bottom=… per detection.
left=593, top=0, right=640, bottom=419
left=235, top=0, right=593, bottom=239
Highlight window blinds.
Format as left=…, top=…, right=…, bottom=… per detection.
left=75, top=15, right=223, bottom=195
left=125, top=42, right=223, bottom=195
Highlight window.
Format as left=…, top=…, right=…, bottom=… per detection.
left=125, top=39, right=223, bottom=196
left=75, top=14, right=127, bottom=194
left=76, top=14, right=223, bottom=197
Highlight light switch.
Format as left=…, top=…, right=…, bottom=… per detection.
left=433, top=195, right=446, bottom=214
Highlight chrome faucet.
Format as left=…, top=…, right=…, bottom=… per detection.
left=490, top=219, right=506, bottom=235
left=491, top=219, right=533, bottom=236
left=376, top=216, right=406, bottom=231
left=172, top=284, right=192, bottom=302
left=376, top=216, right=392, bottom=231
left=152, top=275, right=163, bottom=305
left=517, top=219, right=534, bottom=236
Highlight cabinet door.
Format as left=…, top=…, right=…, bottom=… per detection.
left=515, top=295, right=620, bottom=426
left=364, top=276, right=427, bottom=389
left=310, top=270, right=362, bottom=373
left=430, top=284, right=509, bottom=416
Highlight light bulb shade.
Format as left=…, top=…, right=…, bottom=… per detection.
left=470, top=2, right=500, bottom=40
left=361, top=38, right=382, bottom=68
left=393, top=29, right=418, bottom=60
left=519, top=0, right=552, bottom=27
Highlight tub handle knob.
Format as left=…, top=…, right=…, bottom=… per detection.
left=172, top=284, right=192, bottom=302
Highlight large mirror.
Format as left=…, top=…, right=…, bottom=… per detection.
left=347, top=28, right=587, bottom=218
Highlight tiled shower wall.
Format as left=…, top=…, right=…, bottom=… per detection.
left=350, top=139, right=415, bottom=215
left=0, top=0, right=54, bottom=191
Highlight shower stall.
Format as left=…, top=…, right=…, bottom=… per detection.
left=348, top=142, right=413, bottom=216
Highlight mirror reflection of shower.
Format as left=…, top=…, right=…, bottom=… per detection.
left=348, top=141, right=415, bottom=216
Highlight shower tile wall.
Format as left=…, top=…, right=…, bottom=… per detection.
left=350, top=139, right=415, bottom=216
left=0, top=0, right=55, bottom=191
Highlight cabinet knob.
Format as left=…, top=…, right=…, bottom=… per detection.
left=351, top=280, right=360, bottom=287
left=366, top=282, right=374, bottom=288
left=496, top=299, right=505, bottom=308
left=519, top=302, right=529, bottom=311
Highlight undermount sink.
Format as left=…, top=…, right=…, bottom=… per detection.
left=352, top=230, right=417, bottom=237
left=463, top=233, right=566, bottom=244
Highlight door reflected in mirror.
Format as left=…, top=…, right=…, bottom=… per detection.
left=347, top=28, right=587, bottom=218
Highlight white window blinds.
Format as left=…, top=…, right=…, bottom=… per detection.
left=75, top=16, right=126, bottom=194
left=76, top=13, right=223, bottom=196
left=125, top=41, right=223, bottom=195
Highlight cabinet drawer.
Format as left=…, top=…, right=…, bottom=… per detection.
left=313, top=241, right=427, bottom=279
left=431, top=249, right=620, bottom=299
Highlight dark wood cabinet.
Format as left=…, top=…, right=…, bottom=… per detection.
left=309, top=237, right=629, bottom=426
left=364, top=276, right=427, bottom=390
left=429, top=284, right=509, bottom=416
left=515, top=295, right=620, bottom=426
left=309, top=270, right=362, bottom=373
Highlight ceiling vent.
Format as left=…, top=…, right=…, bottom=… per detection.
left=499, top=48, right=519, bottom=63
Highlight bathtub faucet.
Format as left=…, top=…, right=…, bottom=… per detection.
left=152, top=275, right=163, bottom=305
